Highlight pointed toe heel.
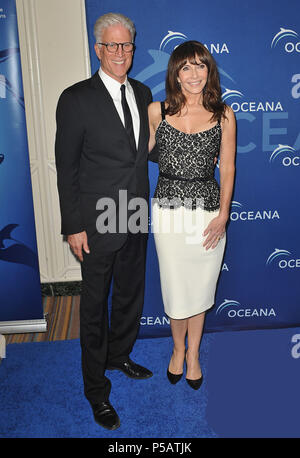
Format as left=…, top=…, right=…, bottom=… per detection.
left=186, top=375, right=203, bottom=390
left=167, top=369, right=183, bottom=384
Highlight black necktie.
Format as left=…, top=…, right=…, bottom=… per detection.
left=120, top=84, right=136, bottom=152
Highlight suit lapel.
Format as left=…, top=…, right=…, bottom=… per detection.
left=90, top=72, right=146, bottom=156
left=90, top=71, right=126, bottom=134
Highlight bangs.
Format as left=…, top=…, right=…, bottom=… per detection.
left=173, top=41, right=209, bottom=73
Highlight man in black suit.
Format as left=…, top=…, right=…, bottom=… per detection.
left=55, top=13, right=153, bottom=430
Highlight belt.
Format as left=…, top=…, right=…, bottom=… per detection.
left=159, top=172, right=213, bottom=182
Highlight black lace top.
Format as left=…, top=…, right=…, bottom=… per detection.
left=154, top=102, right=222, bottom=211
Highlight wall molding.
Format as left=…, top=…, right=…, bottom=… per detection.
left=16, top=0, right=91, bottom=283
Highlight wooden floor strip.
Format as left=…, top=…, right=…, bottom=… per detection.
left=4, top=296, right=80, bottom=345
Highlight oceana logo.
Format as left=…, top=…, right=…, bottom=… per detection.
left=204, top=42, right=229, bottom=54
left=222, top=86, right=283, bottom=113
left=140, top=316, right=170, bottom=326
left=266, top=248, right=291, bottom=265
left=266, top=249, right=300, bottom=269
left=216, top=299, right=240, bottom=315
left=271, top=27, right=300, bottom=53
left=159, top=31, right=230, bottom=54
left=230, top=201, right=280, bottom=222
left=269, top=144, right=300, bottom=167
left=216, top=299, right=276, bottom=318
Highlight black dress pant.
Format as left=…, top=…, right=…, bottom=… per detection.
left=80, top=231, right=148, bottom=404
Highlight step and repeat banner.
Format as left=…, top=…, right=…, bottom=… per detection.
left=0, top=0, right=45, bottom=334
left=85, top=0, right=300, bottom=337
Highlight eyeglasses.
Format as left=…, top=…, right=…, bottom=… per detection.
left=97, top=42, right=135, bottom=53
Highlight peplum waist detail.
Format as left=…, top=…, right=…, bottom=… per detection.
left=154, top=174, right=220, bottom=211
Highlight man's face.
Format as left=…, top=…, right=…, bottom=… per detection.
left=94, top=24, right=133, bottom=83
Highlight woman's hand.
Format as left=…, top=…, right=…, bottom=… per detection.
left=202, top=106, right=236, bottom=250
left=203, top=214, right=227, bottom=250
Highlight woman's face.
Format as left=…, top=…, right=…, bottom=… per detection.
left=177, top=57, right=208, bottom=96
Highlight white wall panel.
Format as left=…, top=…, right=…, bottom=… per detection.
left=16, top=0, right=91, bottom=282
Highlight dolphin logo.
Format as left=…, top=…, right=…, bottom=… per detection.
left=0, top=224, right=39, bottom=271
left=222, top=88, right=243, bottom=101
left=269, top=144, right=296, bottom=162
left=266, top=248, right=291, bottom=265
left=231, top=201, right=243, bottom=208
left=271, top=27, right=298, bottom=48
left=159, top=31, right=188, bottom=51
left=215, top=299, right=241, bottom=315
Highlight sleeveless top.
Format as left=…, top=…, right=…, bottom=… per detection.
left=154, top=102, right=222, bottom=211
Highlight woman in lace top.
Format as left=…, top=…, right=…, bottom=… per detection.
left=148, top=41, right=236, bottom=389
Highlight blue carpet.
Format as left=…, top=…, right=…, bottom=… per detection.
left=206, top=327, right=300, bottom=438
left=1, top=327, right=300, bottom=438
left=0, top=335, right=216, bottom=438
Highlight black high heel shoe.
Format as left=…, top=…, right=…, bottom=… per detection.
left=185, top=353, right=203, bottom=390
left=167, top=351, right=184, bottom=384
left=167, top=368, right=183, bottom=384
left=186, top=375, right=203, bottom=390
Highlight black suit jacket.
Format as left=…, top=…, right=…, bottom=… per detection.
left=55, top=71, right=153, bottom=251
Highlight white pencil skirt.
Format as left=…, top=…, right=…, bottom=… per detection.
left=152, top=203, right=226, bottom=319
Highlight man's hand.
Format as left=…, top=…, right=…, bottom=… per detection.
left=67, top=231, right=90, bottom=262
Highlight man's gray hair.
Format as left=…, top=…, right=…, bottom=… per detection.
left=93, top=12, right=136, bottom=43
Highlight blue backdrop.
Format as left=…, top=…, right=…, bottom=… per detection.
left=84, top=0, right=300, bottom=336
left=0, top=0, right=43, bottom=327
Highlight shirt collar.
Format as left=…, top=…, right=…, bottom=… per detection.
left=98, top=67, right=130, bottom=99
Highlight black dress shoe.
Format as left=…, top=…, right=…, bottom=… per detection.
left=186, top=375, right=203, bottom=390
left=92, top=401, right=120, bottom=430
left=167, top=368, right=183, bottom=384
left=107, top=358, right=153, bottom=379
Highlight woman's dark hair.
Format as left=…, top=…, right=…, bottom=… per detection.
left=165, top=40, right=226, bottom=121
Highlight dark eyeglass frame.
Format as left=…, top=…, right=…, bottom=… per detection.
left=97, top=42, right=135, bottom=53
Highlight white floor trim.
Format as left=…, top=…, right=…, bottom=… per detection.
left=0, top=334, right=6, bottom=359
left=0, top=318, right=47, bottom=335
